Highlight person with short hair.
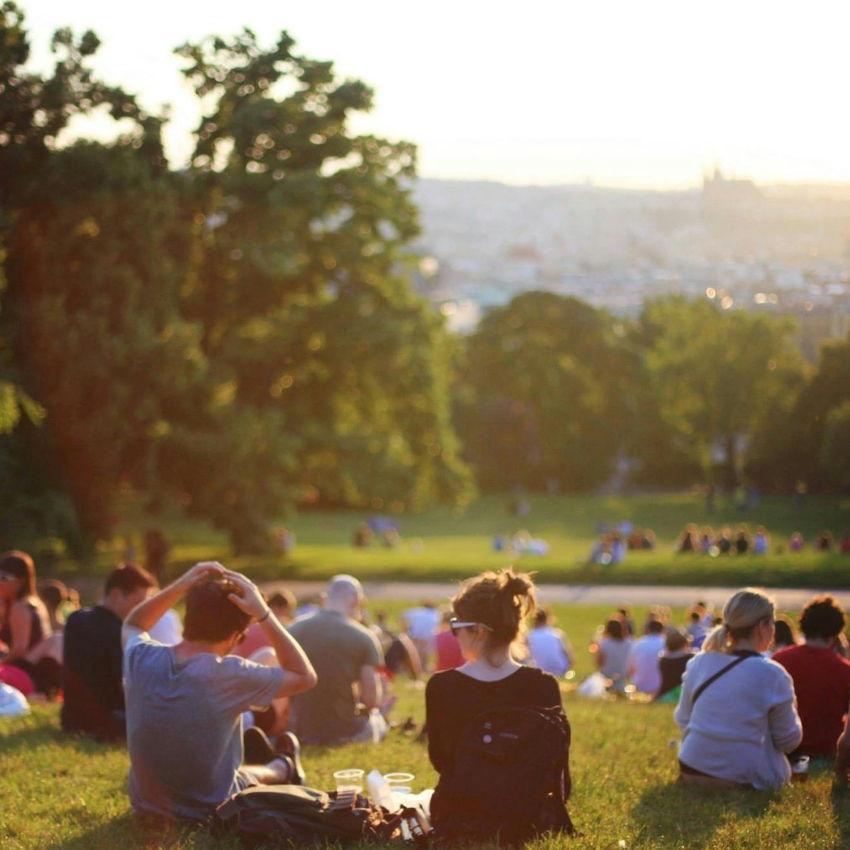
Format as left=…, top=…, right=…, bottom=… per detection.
left=654, top=626, right=693, bottom=702
left=61, top=563, right=157, bottom=738
left=527, top=608, right=574, bottom=677
left=773, top=595, right=850, bottom=759
left=122, top=563, right=316, bottom=821
left=628, top=617, right=666, bottom=695
left=288, top=575, right=387, bottom=744
left=674, top=588, right=802, bottom=789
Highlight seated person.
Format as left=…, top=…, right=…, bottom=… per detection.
left=122, top=563, right=316, bottom=821
left=654, top=627, right=693, bottom=702
left=773, top=595, right=850, bottom=759
left=39, top=579, right=76, bottom=633
left=527, top=608, right=574, bottom=677
left=675, top=588, right=801, bottom=789
left=628, top=617, right=666, bottom=695
left=594, top=617, right=631, bottom=692
left=288, top=575, right=388, bottom=744
left=426, top=568, right=571, bottom=843
left=61, top=563, right=157, bottom=738
left=0, top=551, right=61, bottom=695
left=234, top=589, right=296, bottom=659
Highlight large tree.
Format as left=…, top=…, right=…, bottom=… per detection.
left=633, top=296, right=805, bottom=486
left=1, top=11, right=472, bottom=555
left=458, top=292, right=636, bottom=492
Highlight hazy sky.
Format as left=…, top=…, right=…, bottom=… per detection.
left=24, top=1, right=850, bottom=188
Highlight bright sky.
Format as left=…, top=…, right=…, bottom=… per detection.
left=24, top=1, right=850, bottom=189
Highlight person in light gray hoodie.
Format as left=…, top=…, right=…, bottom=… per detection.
left=674, top=588, right=802, bottom=790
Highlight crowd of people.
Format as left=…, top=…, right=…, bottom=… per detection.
left=675, top=523, right=850, bottom=555
left=4, top=545, right=850, bottom=837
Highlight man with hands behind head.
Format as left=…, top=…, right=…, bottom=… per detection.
left=121, top=562, right=317, bottom=822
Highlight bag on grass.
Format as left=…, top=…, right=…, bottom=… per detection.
left=430, top=705, right=576, bottom=845
left=214, top=784, right=430, bottom=846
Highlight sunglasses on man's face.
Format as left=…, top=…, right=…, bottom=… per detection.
left=449, top=617, right=494, bottom=636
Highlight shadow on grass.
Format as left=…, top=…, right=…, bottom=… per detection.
left=0, top=720, right=125, bottom=758
left=631, top=781, right=775, bottom=849
left=42, top=812, right=238, bottom=850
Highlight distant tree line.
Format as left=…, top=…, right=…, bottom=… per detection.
left=2, top=3, right=849, bottom=559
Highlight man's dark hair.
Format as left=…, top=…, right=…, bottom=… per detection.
left=647, top=619, right=665, bottom=635
left=183, top=578, right=252, bottom=642
left=105, top=564, right=157, bottom=596
left=799, top=595, right=847, bottom=641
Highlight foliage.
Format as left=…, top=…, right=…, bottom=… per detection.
left=632, top=296, right=806, bottom=486
left=458, top=292, right=635, bottom=492
left=0, top=10, right=472, bottom=555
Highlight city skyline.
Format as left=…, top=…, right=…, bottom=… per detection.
left=24, top=0, right=850, bottom=189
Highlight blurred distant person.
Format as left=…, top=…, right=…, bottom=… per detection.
left=628, top=617, right=665, bottom=695
left=527, top=608, right=574, bottom=677
left=595, top=617, right=631, bottom=693
left=654, top=627, right=693, bottom=703
left=770, top=616, right=797, bottom=654
left=234, top=590, right=296, bottom=660
left=815, top=530, right=834, bottom=552
left=402, top=602, right=441, bottom=670
left=434, top=610, right=465, bottom=672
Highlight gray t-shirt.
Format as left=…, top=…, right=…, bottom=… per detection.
left=288, top=609, right=383, bottom=744
left=124, top=634, right=284, bottom=821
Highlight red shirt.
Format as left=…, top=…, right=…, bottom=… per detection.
left=434, top=629, right=465, bottom=671
left=773, top=643, right=850, bottom=758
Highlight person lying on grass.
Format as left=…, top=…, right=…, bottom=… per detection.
left=121, top=562, right=317, bottom=822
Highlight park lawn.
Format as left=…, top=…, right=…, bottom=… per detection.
left=2, top=688, right=849, bottom=850
left=49, top=492, right=850, bottom=591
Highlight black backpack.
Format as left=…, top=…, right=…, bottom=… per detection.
left=214, top=784, right=430, bottom=847
left=430, top=705, right=576, bottom=845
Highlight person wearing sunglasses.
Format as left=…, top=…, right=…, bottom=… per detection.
left=425, top=568, right=567, bottom=833
left=0, top=550, right=61, bottom=696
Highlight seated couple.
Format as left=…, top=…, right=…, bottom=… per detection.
left=122, top=563, right=317, bottom=821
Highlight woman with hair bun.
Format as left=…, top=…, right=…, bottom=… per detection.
left=674, top=588, right=802, bottom=789
left=426, top=568, right=568, bottom=837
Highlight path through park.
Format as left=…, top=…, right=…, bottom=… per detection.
left=262, top=580, right=850, bottom=610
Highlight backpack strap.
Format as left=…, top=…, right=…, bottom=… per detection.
left=691, top=654, right=750, bottom=705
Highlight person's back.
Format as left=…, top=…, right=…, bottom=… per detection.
left=628, top=621, right=665, bottom=694
left=773, top=595, right=850, bottom=759
left=527, top=616, right=572, bottom=677
left=126, top=640, right=282, bottom=819
left=425, top=568, right=572, bottom=844
left=62, top=606, right=125, bottom=736
left=123, top=565, right=316, bottom=822
left=288, top=578, right=384, bottom=744
left=62, top=564, right=156, bottom=738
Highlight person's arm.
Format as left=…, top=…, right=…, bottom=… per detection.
left=223, top=571, right=316, bottom=699
left=358, top=664, right=382, bottom=711
left=595, top=646, right=606, bottom=671
left=121, top=561, right=224, bottom=649
left=4, top=601, right=34, bottom=663
left=768, top=673, right=803, bottom=753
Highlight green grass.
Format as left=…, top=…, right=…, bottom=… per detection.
left=47, top=492, right=850, bottom=593
left=3, top=688, right=849, bottom=849
left=1, top=600, right=840, bottom=850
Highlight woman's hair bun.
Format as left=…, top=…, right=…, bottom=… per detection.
left=500, top=569, right=534, bottom=599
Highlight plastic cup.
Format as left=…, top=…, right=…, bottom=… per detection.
left=334, top=769, right=365, bottom=794
left=790, top=756, right=809, bottom=783
left=384, top=772, right=415, bottom=799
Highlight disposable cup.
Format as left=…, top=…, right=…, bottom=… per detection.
left=790, top=756, right=809, bottom=783
left=384, top=772, right=415, bottom=798
left=334, top=769, right=365, bottom=794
